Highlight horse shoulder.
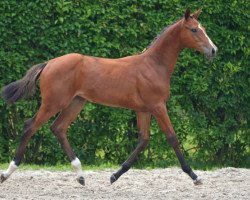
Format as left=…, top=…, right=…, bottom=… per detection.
left=135, top=64, right=169, bottom=106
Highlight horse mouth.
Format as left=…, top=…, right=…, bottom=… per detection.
left=195, top=50, right=201, bottom=55
left=205, top=52, right=217, bottom=61
left=203, top=47, right=217, bottom=61
left=195, top=50, right=215, bottom=61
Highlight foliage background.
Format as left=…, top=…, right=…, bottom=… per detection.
left=0, top=0, right=249, bottom=168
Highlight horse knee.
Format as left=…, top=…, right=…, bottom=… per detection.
left=50, top=124, right=65, bottom=138
left=166, top=134, right=179, bottom=147
left=138, top=138, right=149, bottom=151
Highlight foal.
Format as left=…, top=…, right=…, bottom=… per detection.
left=1, top=9, right=217, bottom=185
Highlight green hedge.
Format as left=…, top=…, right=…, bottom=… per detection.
left=0, top=0, right=249, bottom=168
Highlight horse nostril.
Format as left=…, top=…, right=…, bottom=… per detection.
left=212, top=48, right=215, bottom=55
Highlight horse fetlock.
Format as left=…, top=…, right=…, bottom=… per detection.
left=1, top=161, right=18, bottom=183
left=193, top=177, right=203, bottom=185
left=110, top=174, right=117, bottom=184
left=77, top=176, right=85, bottom=186
left=1, top=173, right=8, bottom=183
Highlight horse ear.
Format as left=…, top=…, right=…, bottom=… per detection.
left=184, top=8, right=191, bottom=20
left=193, top=9, right=202, bottom=19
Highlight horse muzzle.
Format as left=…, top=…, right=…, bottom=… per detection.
left=204, top=45, right=218, bottom=60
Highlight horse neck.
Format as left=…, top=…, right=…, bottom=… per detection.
left=144, top=20, right=183, bottom=78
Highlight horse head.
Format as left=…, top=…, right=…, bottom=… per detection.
left=180, top=9, right=218, bottom=60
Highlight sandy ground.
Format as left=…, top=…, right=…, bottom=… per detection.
left=0, top=167, right=249, bottom=200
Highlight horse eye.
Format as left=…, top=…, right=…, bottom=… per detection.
left=191, top=28, right=197, bottom=33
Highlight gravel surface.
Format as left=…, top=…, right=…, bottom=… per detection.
left=0, top=167, right=249, bottom=200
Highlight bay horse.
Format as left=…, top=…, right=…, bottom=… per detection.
left=1, top=9, right=217, bottom=186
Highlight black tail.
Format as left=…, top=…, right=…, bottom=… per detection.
left=1, top=63, right=47, bottom=104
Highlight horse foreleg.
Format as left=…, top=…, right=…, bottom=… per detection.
left=110, top=112, right=151, bottom=184
left=1, top=104, right=58, bottom=183
left=50, top=96, right=86, bottom=186
left=152, top=104, right=202, bottom=185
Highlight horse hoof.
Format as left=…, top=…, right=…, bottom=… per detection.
left=194, top=177, right=203, bottom=185
left=1, top=174, right=7, bottom=183
left=77, top=176, right=85, bottom=186
left=110, top=174, right=117, bottom=184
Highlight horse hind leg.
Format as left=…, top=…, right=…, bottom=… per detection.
left=110, top=112, right=151, bottom=184
left=1, top=103, right=60, bottom=183
left=50, top=96, right=86, bottom=186
left=0, top=117, right=35, bottom=183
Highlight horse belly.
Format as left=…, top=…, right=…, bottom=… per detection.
left=78, top=86, right=146, bottom=111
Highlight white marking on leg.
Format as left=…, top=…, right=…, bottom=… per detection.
left=71, top=157, right=83, bottom=178
left=193, top=176, right=203, bottom=185
left=2, top=161, right=18, bottom=178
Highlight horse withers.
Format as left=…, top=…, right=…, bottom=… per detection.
left=1, top=9, right=217, bottom=186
